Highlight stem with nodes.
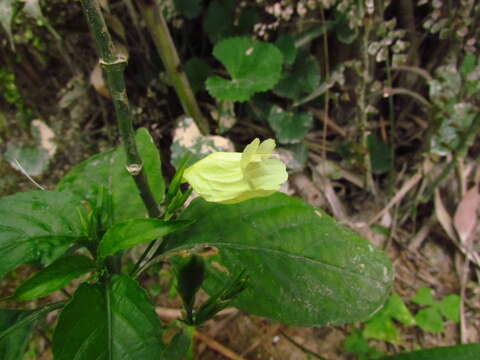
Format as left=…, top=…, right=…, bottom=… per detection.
left=80, top=0, right=160, bottom=219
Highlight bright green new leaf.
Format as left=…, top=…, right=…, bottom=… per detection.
left=12, top=255, right=96, bottom=301
left=267, top=106, right=313, bottom=144
left=363, top=314, right=401, bottom=344
left=438, top=294, right=460, bottom=323
left=166, top=193, right=393, bottom=326
left=97, top=218, right=193, bottom=260
left=183, top=138, right=288, bottom=204
left=0, top=309, right=34, bottom=360
left=53, top=275, right=165, bottom=360
left=206, top=37, right=283, bottom=102
left=0, top=190, right=85, bottom=279
left=385, top=294, right=416, bottom=326
left=415, top=307, right=444, bottom=333
left=57, top=128, right=165, bottom=224
left=380, top=343, right=480, bottom=360
left=344, top=329, right=385, bottom=360
left=411, top=287, right=435, bottom=306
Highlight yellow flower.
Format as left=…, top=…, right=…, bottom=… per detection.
left=183, top=138, right=288, bottom=204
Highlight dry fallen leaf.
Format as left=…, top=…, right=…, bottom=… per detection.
left=434, top=189, right=457, bottom=241
left=453, top=186, right=480, bottom=244
left=89, top=63, right=110, bottom=98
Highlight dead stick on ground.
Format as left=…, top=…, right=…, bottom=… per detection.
left=368, top=161, right=432, bottom=226
left=194, top=331, right=246, bottom=360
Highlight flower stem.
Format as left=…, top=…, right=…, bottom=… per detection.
left=80, top=0, right=160, bottom=218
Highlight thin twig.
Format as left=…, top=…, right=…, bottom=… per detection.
left=280, top=330, right=326, bottom=360
left=194, top=330, right=246, bottom=360
left=13, top=159, right=45, bottom=190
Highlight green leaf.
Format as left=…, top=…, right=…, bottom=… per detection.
left=363, top=314, right=401, bottom=344
left=267, top=106, right=313, bottom=144
left=0, top=190, right=84, bottom=279
left=344, top=330, right=384, bottom=360
left=97, top=218, right=193, bottom=260
left=438, top=294, right=460, bottom=322
left=203, top=0, right=235, bottom=43
left=460, top=54, right=477, bottom=77
left=57, top=128, right=165, bottom=224
left=0, top=309, right=34, bottom=360
left=368, top=134, right=393, bottom=174
left=162, top=329, right=192, bottom=359
left=334, top=11, right=358, bottom=44
left=274, top=54, right=320, bottom=101
left=206, top=37, right=283, bottom=102
left=165, top=193, right=393, bottom=326
left=379, top=343, right=480, bottom=360
left=385, top=294, right=416, bottom=326
left=12, top=255, right=96, bottom=301
left=173, top=0, right=201, bottom=19
left=185, top=57, right=212, bottom=93
left=0, top=0, right=15, bottom=50
left=53, top=275, right=165, bottom=360
left=275, top=34, right=297, bottom=66
left=411, top=287, right=435, bottom=306
left=415, top=307, right=444, bottom=333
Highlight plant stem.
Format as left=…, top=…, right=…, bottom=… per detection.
left=138, top=0, right=210, bottom=135
left=80, top=0, right=160, bottom=219
left=359, top=18, right=376, bottom=195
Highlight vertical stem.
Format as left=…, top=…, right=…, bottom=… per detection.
left=80, top=0, right=160, bottom=218
left=359, top=20, right=376, bottom=194
left=138, top=0, right=210, bottom=135
left=319, top=7, right=330, bottom=162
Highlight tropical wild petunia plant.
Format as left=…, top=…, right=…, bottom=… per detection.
left=0, top=1, right=394, bottom=359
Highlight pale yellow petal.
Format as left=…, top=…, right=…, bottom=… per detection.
left=257, top=139, right=275, bottom=155
left=241, top=138, right=260, bottom=170
left=244, top=158, right=287, bottom=190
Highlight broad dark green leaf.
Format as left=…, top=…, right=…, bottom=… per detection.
left=275, top=34, right=297, bottom=66
left=267, top=106, right=313, bottom=144
left=161, top=329, right=192, bottom=359
left=53, top=275, right=165, bottom=360
left=203, top=0, right=235, bottom=43
left=380, top=343, right=480, bottom=360
left=12, top=254, right=96, bottom=301
left=274, top=54, right=320, bottom=101
left=0, top=190, right=85, bottom=279
left=368, top=134, right=393, bottom=174
left=0, top=309, right=34, bottom=360
left=56, top=128, right=165, bottom=224
left=185, top=57, right=213, bottom=93
left=173, top=0, right=201, bottom=19
left=166, top=193, right=393, bottom=326
left=97, top=218, right=193, bottom=260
